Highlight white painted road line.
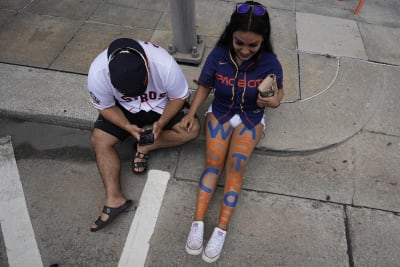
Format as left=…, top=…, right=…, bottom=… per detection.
left=118, top=170, right=170, bottom=267
left=0, top=136, right=43, bottom=267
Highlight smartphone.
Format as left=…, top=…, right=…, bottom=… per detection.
left=259, top=90, right=275, bottom=98
left=139, top=125, right=154, bottom=146
left=258, top=74, right=277, bottom=98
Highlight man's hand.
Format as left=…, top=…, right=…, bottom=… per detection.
left=125, top=124, right=143, bottom=141
left=152, top=121, right=163, bottom=140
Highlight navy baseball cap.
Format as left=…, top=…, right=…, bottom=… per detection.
left=107, top=38, right=148, bottom=97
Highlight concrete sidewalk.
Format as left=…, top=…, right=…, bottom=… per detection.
left=0, top=0, right=399, bottom=150
left=0, top=0, right=400, bottom=266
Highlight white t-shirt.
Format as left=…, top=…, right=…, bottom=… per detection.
left=87, top=41, right=189, bottom=114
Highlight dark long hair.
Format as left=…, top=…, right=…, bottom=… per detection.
left=216, top=1, right=273, bottom=54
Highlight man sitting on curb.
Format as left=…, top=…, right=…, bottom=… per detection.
left=87, top=38, right=200, bottom=232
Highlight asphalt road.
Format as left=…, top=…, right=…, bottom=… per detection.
left=1, top=116, right=400, bottom=267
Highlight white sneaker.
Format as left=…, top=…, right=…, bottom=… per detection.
left=185, top=221, right=204, bottom=255
left=202, top=227, right=226, bottom=263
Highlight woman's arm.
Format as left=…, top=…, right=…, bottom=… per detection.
left=181, top=85, right=212, bottom=131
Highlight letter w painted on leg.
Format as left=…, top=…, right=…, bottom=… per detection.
left=208, top=121, right=232, bottom=140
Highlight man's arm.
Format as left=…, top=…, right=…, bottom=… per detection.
left=152, top=98, right=185, bottom=138
left=98, top=106, right=142, bottom=141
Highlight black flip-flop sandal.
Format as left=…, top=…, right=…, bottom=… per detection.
left=132, top=151, right=149, bottom=174
left=90, top=199, right=133, bottom=232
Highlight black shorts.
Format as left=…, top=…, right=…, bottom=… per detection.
left=94, top=102, right=191, bottom=141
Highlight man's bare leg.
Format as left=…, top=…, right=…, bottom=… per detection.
left=90, top=128, right=129, bottom=229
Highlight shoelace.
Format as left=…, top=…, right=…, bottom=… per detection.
left=206, top=232, right=224, bottom=254
left=189, top=224, right=202, bottom=244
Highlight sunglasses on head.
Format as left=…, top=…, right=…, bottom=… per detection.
left=236, top=3, right=266, bottom=16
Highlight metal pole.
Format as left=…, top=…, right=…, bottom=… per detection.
left=168, top=0, right=205, bottom=65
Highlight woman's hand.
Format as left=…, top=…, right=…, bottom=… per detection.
left=257, top=87, right=284, bottom=109
left=180, top=113, right=197, bottom=132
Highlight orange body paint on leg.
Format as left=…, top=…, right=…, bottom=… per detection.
left=207, top=138, right=228, bottom=166
left=195, top=125, right=230, bottom=220
left=217, top=133, right=254, bottom=229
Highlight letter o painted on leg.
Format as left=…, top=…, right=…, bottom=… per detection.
left=223, top=191, right=238, bottom=207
